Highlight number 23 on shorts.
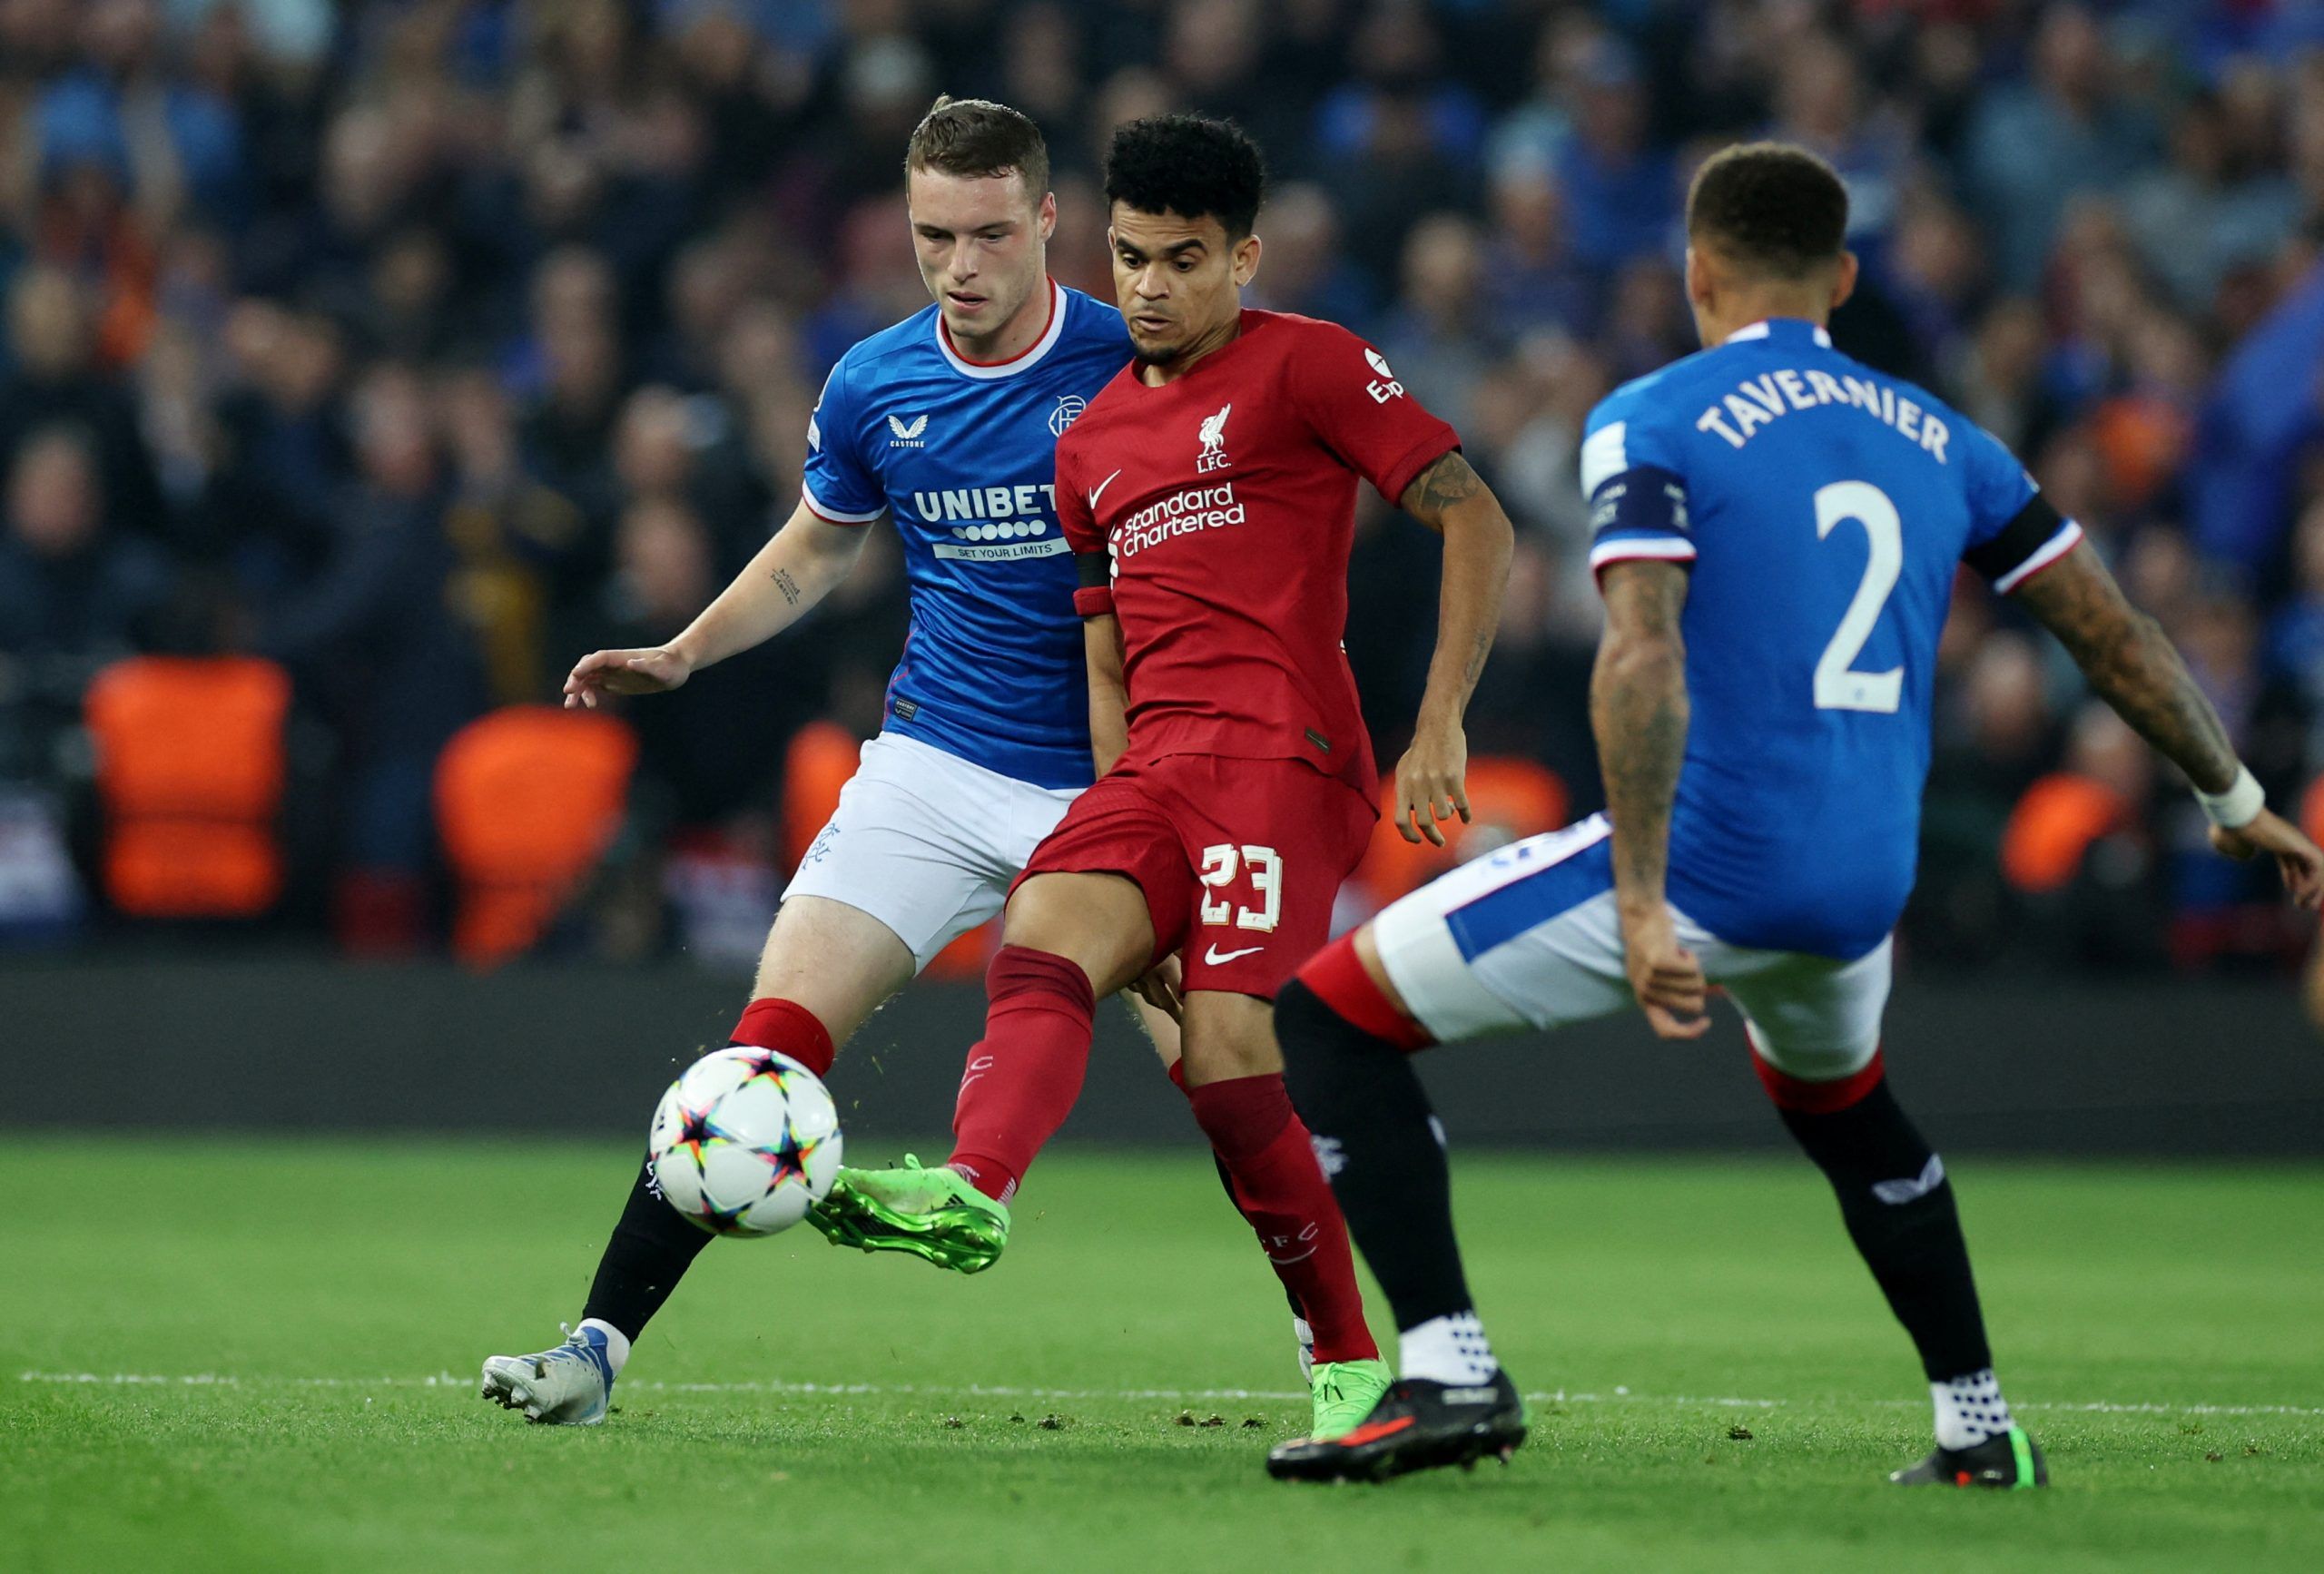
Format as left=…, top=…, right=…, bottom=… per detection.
left=1198, top=843, right=1283, bottom=932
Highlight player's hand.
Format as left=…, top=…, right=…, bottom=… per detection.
left=564, top=645, right=693, bottom=709
left=1620, top=902, right=1709, bottom=1040
left=1131, top=953, right=1185, bottom=1021
left=1393, top=719, right=1471, bottom=847
left=2208, top=807, right=2324, bottom=911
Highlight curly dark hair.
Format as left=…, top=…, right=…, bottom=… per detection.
left=1686, top=142, right=1849, bottom=277
left=1103, top=114, right=1266, bottom=239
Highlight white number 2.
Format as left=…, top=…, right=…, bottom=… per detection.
left=1811, top=480, right=1904, bottom=713
left=1198, top=843, right=1283, bottom=932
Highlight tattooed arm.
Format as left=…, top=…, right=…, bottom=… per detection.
left=2014, top=540, right=2324, bottom=907
left=1391, top=449, right=1516, bottom=844
left=1591, top=559, right=1709, bottom=1038
left=565, top=497, right=872, bottom=707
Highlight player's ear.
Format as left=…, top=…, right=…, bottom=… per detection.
left=1232, top=232, right=1262, bottom=288
left=1683, top=244, right=1712, bottom=314
left=1037, top=190, right=1058, bottom=244
left=1829, top=250, right=1859, bottom=315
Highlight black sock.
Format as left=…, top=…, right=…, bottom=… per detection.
left=1275, top=979, right=1472, bottom=1328
left=579, top=1154, right=714, bottom=1343
left=1777, top=1077, right=1993, bottom=1380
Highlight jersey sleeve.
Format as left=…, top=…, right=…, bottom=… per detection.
left=1055, top=436, right=1114, bottom=618
left=799, top=357, right=884, bottom=525
left=1956, top=422, right=2083, bottom=594
left=1580, top=398, right=1695, bottom=579
left=1287, top=322, right=1461, bottom=504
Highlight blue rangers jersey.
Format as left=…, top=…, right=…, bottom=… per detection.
left=802, top=280, right=1131, bottom=789
left=1582, top=317, right=2083, bottom=959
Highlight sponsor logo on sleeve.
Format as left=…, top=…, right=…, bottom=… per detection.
left=1364, top=347, right=1405, bottom=403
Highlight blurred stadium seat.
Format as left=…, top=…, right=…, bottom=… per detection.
left=434, top=707, right=636, bottom=968
left=84, top=655, right=290, bottom=919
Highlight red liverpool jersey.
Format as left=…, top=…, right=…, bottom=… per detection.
left=1058, top=310, right=1459, bottom=797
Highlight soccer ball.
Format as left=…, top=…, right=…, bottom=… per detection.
left=647, top=1048, right=843, bottom=1236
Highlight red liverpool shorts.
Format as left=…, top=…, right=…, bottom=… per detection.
left=1016, top=752, right=1377, bottom=999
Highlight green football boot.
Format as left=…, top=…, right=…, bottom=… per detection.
left=1308, top=1359, right=1394, bottom=1441
left=808, top=1154, right=1010, bottom=1274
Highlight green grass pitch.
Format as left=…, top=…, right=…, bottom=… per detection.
left=3, top=1138, right=2319, bottom=1572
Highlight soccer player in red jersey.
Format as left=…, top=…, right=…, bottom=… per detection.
left=822, top=116, right=1517, bottom=1437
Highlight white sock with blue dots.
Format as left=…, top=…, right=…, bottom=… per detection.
left=1931, top=1369, right=2014, bottom=1451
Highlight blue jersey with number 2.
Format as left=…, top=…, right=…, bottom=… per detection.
left=1582, top=318, right=2082, bottom=960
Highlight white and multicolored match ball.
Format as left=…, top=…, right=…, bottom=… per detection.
left=647, top=1048, right=843, bottom=1237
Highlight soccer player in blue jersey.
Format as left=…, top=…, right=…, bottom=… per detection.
left=1265, top=143, right=2324, bottom=1485
left=481, top=98, right=1388, bottom=1438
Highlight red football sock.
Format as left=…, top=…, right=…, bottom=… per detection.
left=730, top=997, right=836, bottom=1078
left=1187, top=1073, right=1381, bottom=1364
left=946, top=945, right=1096, bottom=1205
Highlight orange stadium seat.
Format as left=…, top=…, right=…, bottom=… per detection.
left=781, top=721, right=862, bottom=876
left=84, top=655, right=292, bottom=919
left=1351, top=755, right=1571, bottom=909
left=2000, top=773, right=2130, bottom=894
left=435, top=706, right=637, bottom=967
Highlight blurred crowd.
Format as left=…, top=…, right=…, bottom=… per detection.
left=2, top=0, right=2321, bottom=974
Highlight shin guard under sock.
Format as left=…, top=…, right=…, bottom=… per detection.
left=1760, top=1049, right=1994, bottom=1381
left=946, top=945, right=1096, bottom=1204
left=1185, top=1072, right=1379, bottom=1364
left=1275, top=976, right=1473, bottom=1332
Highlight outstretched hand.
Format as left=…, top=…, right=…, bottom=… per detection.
left=2209, top=807, right=2324, bottom=911
left=564, top=646, right=693, bottom=709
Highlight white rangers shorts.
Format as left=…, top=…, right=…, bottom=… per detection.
left=782, top=732, right=1082, bottom=970
left=1370, top=813, right=1892, bottom=1080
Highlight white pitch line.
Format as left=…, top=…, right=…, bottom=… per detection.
left=15, top=1370, right=2323, bottom=1418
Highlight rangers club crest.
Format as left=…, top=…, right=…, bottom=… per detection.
left=1049, top=395, right=1085, bottom=437
left=1196, top=402, right=1232, bottom=473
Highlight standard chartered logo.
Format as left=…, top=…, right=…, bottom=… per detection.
left=1115, top=482, right=1246, bottom=559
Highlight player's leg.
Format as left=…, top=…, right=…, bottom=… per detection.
left=580, top=897, right=911, bottom=1339
left=1724, top=946, right=2045, bottom=1488
left=1172, top=988, right=1391, bottom=1436
left=1267, top=819, right=1633, bottom=1480
left=485, top=736, right=982, bottom=1421
left=480, top=896, right=916, bottom=1423
left=814, top=869, right=1158, bottom=1270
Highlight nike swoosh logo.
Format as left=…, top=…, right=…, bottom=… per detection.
left=1088, top=468, right=1124, bottom=511
left=1203, top=943, right=1264, bottom=965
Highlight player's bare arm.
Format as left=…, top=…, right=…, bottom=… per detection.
left=2014, top=540, right=2324, bottom=908
left=563, top=500, right=871, bottom=708
left=1591, top=558, right=1709, bottom=1038
left=1392, top=449, right=1515, bottom=846
left=1081, top=605, right=1130, bottom=777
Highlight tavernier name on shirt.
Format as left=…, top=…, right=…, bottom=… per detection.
left=1692, top=364, right=1952, bottom=462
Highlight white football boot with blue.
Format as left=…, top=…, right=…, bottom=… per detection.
left=479, top=1321, right=623, bottom=1424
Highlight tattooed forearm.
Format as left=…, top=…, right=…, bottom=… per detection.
left=1591, top=562, right=1691, bottom=906
left=2014, top=544, right=2239, bottom=792
left=1408, top=450, right=1514, bottom=729
left=771, top=567, right=803, bottom=607
left=1399, top=449, right=1486, bottom=528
